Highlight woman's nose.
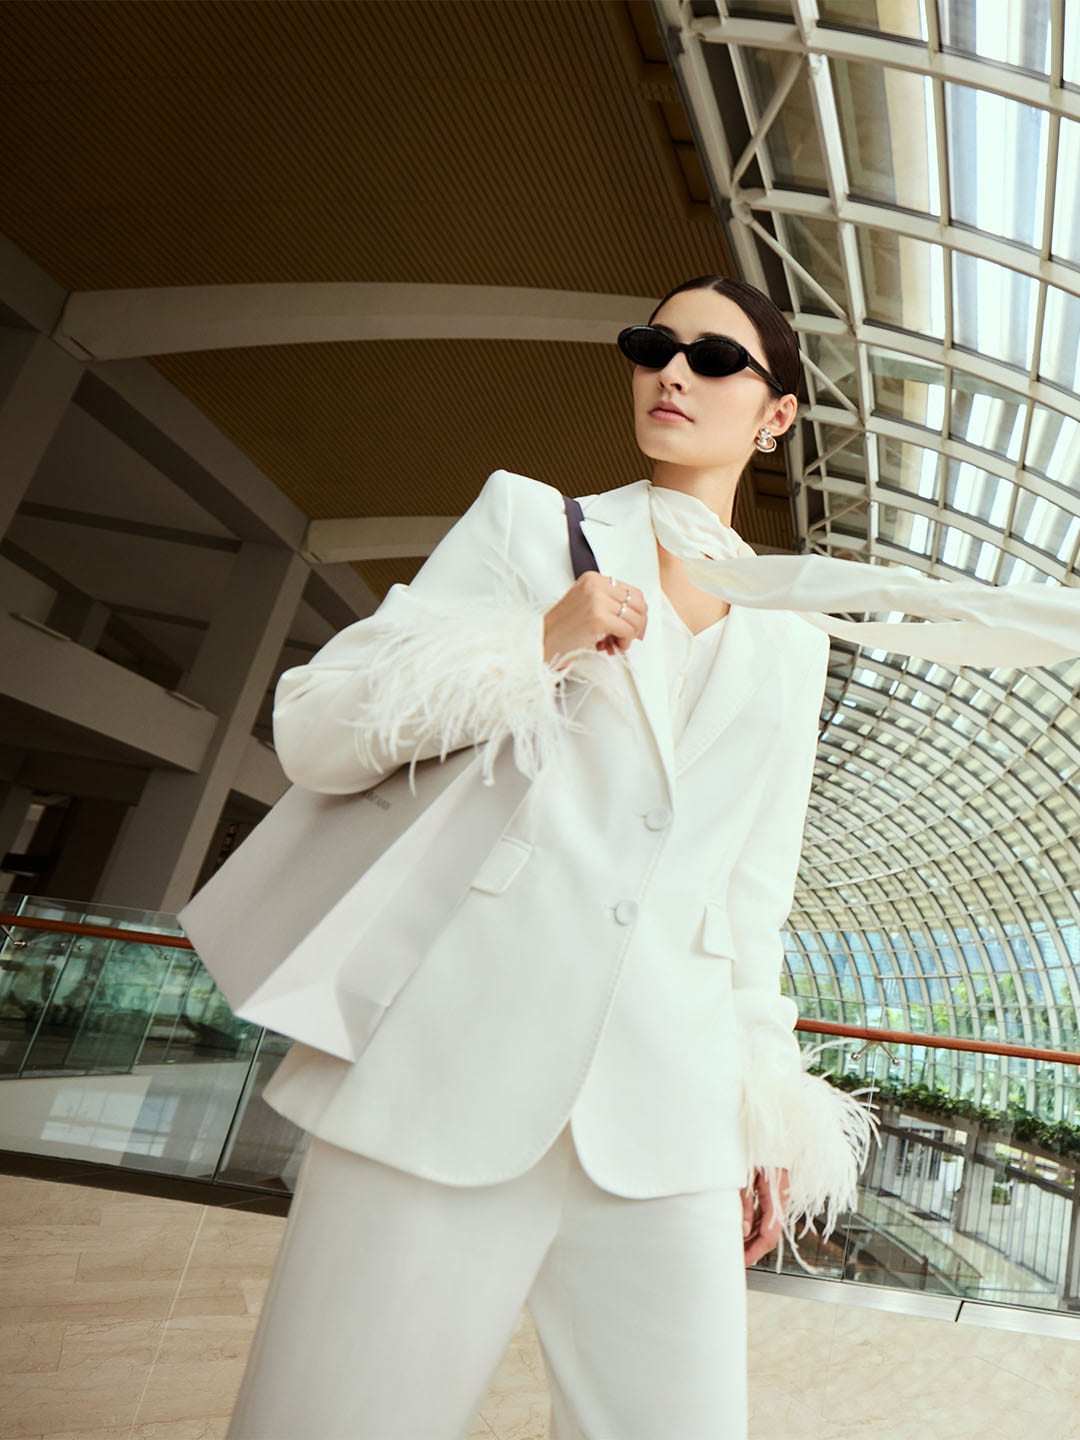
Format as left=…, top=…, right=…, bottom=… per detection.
left=657, top=352, right=690, bottom=387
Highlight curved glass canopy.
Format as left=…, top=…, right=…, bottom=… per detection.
left=659, top=0, right=1080, bottom=1120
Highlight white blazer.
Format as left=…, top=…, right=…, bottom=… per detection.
left=263, top=471, right=866, bottom=1222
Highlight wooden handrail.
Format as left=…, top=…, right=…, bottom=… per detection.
left=2, top=911, right=1078, bottom=1067
left=795, top=1017, right=1080, bottom=1067
left=0, top=912, right=195, bottom=949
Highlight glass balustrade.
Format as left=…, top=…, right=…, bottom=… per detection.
left=0, top=894, right=304, bottom=1187
left=2, top=896, right=1079, bottom=1313
left=755, top=1022, right=1080, bottom=1313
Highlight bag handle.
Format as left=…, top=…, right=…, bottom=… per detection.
left=562, top=494, right=600, bottom=579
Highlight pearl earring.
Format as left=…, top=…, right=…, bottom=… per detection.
left=754, top=427, right=777, bottom=454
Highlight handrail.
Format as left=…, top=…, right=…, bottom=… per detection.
left=3, top=911, right=1079, bottom=1068
left=795, top=1017, right=1080, bottom=1067
left=0, top=911, right=195, bottom=949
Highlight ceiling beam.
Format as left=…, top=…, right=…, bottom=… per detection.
left=53, top=284, right=657, bottom=361
left=16, top=501, right=241, bottom=551
left=302, top=514, right=459, bottom=564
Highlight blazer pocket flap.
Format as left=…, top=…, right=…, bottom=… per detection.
left=701, top=902, right=736, bottom=960
left=469, top=837, right=533, bottom=895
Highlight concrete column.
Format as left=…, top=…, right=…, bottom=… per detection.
left=95, top=542, right=307, bottom=913
left=0, top=782, right=35, bottom=896
left=1064, top=1186, right=1080, bottom=1309
left=952, top=1126, right=997, bottom=1237
left=0, top=782, right=34, bottom=857
left=0, top=330, right=82, bottom=538
left=43, top=797, right=129, bottom=904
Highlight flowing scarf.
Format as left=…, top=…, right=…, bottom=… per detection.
left=646, top=483, right=1080, bottom=669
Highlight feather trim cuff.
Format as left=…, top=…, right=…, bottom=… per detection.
left=335, top=588, right=602, bottom=786
left=740, top=1032, right=878, bottom=1250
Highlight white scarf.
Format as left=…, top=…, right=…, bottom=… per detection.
left=646, top=483, right=1080, bottom=669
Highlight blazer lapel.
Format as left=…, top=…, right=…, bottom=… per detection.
left=578, top=481, right=677, bottom=807
left=673, top=604, right=773, bottom=775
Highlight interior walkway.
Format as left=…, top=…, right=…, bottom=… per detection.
left=3, top=1171, right=1080, bottom=1439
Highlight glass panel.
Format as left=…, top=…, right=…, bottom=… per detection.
left=1051, top=118, right=1080, bottom=265
left=877, top=502, right=937, bottom=557
left=818, top=0, right=927, bottom=41
left=949, top=377, right=1025, bottom=460
left=1025, top=405, right=1080, bottom=485
left=858, top=229, right=944, bottom=336
left=743, top=50, right=828, bottom=192
left=1066, top=0, right=1080, bottom=90
left=803, top=331, right=860, bottom=405
left=823, top=492, right=870, bottom=544
left=62, top=940, right=178, bottom=1075
left=868, top=347, right=946, bottom=427
left=996, top=551, right=1053, bottom=584
left=943, top=459, right=1013, bottom=529
left=782, top=213, right=847, bottom=312
left=940, top=0, right=1051, bottom=75
left=1040, top=285, right=1080, bottom=391
left=214, top=1031, right=309, bottom=1190
left=139, top=951, right=260, bottom=1067
left=952, top=254, right=1037, bottom=370
left=755, top=1028, right=1080, bottom=1309
left=0, top=922, right=79, bottom=1076
left=817, top=425, right=867, bottom=478
left=877, top=435, right=941, bottom=498
left=0, top=898, right=295, bottom=1189
left=945, top=84, right=1048, bottom=248
left=833, top=59, right=939, bottom=215
left=939, top=523, right=997, bottom=577
left=1010, top=490, right=1080, bottom=562
left=728, top=0, right=793, bottom=15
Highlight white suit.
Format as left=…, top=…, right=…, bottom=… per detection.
left=229, top=470, right=865, bottom=1440
left=263, top=470, right=858, bottom=1209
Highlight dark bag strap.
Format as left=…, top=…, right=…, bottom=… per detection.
left=562, top=494, right=600, bottom=579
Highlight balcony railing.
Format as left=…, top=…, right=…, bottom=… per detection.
left=2, top=895, right=1079, bottom=1313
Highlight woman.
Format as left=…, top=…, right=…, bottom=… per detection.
left=227, top=276, right=870, bottom=1439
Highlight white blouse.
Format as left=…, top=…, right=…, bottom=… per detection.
left=659, top=590, right=729, bottom=742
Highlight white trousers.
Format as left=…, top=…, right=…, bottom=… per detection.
left=227, top=1124, right=748, bottom=1440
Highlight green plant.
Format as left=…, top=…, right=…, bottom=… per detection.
left=809, top=1068, right=1080, bottom=1163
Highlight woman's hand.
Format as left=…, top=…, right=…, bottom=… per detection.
left=543, top=573, right=647, bottom=668
left=740, top=1168, right=789, bottom=1267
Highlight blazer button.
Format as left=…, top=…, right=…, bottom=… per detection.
left=614, top=900, right=639, bottom=926
left=644, top=806, right=673, bottom=831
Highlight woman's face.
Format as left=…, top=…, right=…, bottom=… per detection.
left=630, top=289, right=795, bottom=469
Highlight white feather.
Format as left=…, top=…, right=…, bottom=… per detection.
left=334, top=586, right=608, bottom=787
left=741, top=1035, right=879, bottom=1265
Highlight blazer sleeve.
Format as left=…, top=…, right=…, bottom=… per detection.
left=726, top=625, right=876, bottom=1242
left=272, top=469, right=583, bottom=795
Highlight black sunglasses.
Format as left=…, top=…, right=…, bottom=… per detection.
left=617, top=325, right=785, bottom=394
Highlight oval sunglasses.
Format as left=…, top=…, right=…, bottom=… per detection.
left=617, top=325, right=784, bottom=394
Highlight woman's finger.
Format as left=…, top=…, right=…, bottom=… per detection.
left=742, top=1170, right=789, bottom=1268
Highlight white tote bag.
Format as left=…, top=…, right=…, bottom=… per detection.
left=178, top=742, right=530, bottom=1061
left=179, top=494, right=597, bottom=1061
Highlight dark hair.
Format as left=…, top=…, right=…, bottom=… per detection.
left=646, top=275, right=802, bottom=401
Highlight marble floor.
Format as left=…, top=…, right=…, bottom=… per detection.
left=3, top=1171, right=1080, bottom=1440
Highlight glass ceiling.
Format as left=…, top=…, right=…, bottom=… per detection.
left=660, top=0, right=1080, bottom=1120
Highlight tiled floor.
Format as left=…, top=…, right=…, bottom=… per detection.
left=3, top=1172, right=1080, bottom=1439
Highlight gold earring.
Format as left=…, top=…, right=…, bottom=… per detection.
left=754, top=427, right=777, bottom=454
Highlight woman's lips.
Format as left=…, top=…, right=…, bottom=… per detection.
left=649, top=407, right=690, bottom=422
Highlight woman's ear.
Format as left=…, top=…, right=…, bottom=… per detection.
left=763, top=392, right=799, bottom=439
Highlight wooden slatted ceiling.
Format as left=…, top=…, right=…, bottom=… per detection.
left=1, top=0, right=796, bottom=595
left=0, top=0, right=717, bottom=292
